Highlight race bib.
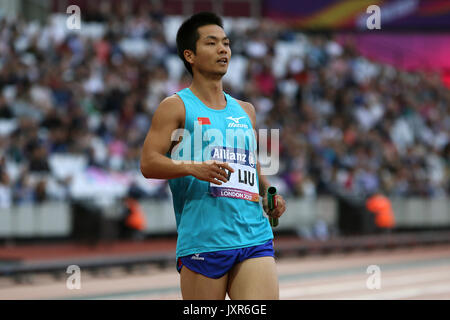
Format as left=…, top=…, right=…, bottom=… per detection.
left=209, top=147, right=259, bottom=202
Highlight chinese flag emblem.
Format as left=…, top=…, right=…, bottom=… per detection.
left=197, top=117, right=211, bottom=125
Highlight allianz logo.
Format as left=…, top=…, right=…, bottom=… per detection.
left=191, top=253, right=205, bottom=261
left=227, top=116, right=248, bottom=129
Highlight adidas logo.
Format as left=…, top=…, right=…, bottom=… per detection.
left=191, top=253, right=205, bottom=261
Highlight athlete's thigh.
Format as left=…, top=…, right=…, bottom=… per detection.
left=227, top=256, right=279, bottom=300
left=180, top=265, right=229, bottom=300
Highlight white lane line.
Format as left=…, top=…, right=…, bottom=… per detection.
left=278, top=263, right=450, bottom=290
left=280, top=268, right=450, bottom=299
left=276, top=247, right=450, bottom=274
left=343, top=281, right=450, bottom=300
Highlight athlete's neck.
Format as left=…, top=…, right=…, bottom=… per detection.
left=189, top=76, right=226, bottom=109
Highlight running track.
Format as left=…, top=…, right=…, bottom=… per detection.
left=1, top=244, right=449, bottom=300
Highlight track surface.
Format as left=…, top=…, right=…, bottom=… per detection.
left=1, top=244, right=449, bottom=300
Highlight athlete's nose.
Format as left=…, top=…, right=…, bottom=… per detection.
left=218, top=42, right=228, bottom=55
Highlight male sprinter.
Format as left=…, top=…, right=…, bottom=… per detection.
left=140, top=12, right=286, bottom=300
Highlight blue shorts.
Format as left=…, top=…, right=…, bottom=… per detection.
left=176, top=239, right=274, bottom=279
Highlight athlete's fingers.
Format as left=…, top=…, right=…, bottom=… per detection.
left=212, top=166, right=229, bottom=180
left=268, top=209, right=281, bottom=218
left=269, top=209, right=280, bottom=218
left=266, top=196, right=285, bottom=218
left=271, top=196, right=286, bottom=218
left=211, top=171, right=228, bottom=183
left=208, top=177, right=223, bottom=185
left=274, top=194, right=278, bottom=208
left=215, top=161, right=234, bottom=173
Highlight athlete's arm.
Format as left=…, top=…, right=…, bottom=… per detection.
left=140, top=95, right=233, bottom=184
left=256, top=162, right=270, bottom=196
left=238, top=99, right=286, bottom=219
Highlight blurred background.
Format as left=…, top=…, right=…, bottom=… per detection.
left=0, top=0, right=449, bottom=299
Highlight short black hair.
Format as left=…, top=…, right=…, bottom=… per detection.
left=176, top=12, right=224, bottom=76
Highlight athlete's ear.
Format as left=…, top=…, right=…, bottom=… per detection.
left=183, top=49, right=195, bottom=64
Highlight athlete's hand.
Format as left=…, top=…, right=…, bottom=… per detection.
left=262, top=193, right=286, bottom=219
left=188, top=161, right=234, bottom=185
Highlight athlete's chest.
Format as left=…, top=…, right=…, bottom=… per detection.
left=187, top=109, right=252, bottom=132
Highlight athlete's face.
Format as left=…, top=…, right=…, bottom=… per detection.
left=185, top=24, right=231, bottom=78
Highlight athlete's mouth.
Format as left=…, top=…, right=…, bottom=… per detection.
left=217, top=58, right=228, bottom=64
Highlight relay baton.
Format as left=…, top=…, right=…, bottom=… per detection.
left=267, top=186, right=279, bottom=227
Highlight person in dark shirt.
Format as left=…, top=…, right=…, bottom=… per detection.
left=0, top=96, right=13, bottom=119
left=28, top=144, right=50, bottom=173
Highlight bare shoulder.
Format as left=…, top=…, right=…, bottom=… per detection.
left=235, top=99, right=256, bottom=126
left=235, top=99, right=256, bottom=115
left=154, top=94, right=185, bottom=127
left=158, top=94, right=185, bottom=113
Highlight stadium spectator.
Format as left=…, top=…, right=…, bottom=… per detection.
left=0, top=156, right=11, bottom=208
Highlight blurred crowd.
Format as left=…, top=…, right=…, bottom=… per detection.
left=0, top=4, right=449, bottom=208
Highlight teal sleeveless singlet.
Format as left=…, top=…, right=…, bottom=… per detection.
left=168, top=88, right=273, bottom=260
